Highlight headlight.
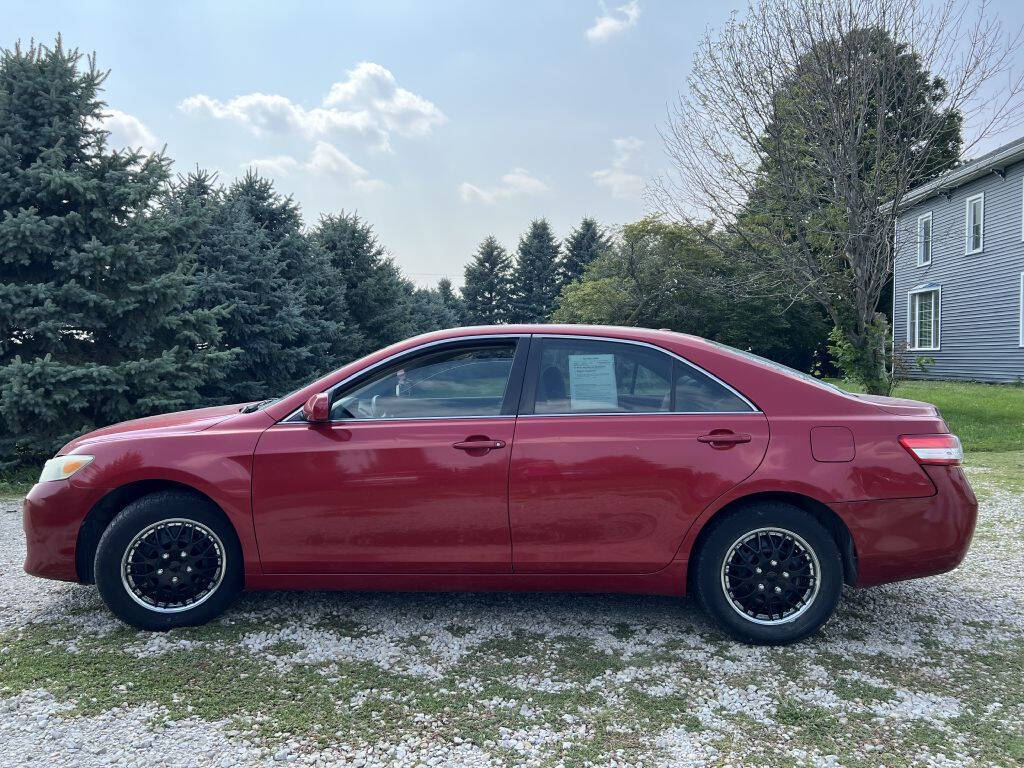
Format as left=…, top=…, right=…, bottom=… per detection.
left=38, top=455, right=94, bottom=483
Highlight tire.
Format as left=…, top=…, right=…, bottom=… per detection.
left=692, top=502, right=842, bottom=645
left=94, top=490, right=243, bottom=631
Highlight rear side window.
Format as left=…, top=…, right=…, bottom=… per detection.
left=529, top=338, right=752, bottom=414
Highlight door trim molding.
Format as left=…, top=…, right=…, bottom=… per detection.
left=281, top=331, right=760, bottom=423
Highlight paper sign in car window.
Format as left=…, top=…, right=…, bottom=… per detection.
left=568, top=354, right=618, bottom=411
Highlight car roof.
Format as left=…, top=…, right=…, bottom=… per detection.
left=402, top=324, right=714, bottom=351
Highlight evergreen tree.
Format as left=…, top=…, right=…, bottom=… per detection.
left=407, top=285, right=460, bottom=334
left=163, top=171, right=320, bottom=402
left=461, top=236, right=512, bottom=325
left=0, top=39, right=232, bottom=464
left=510, top=219, right=561, bottom=323
left=224, top=170, right=350, bottom=378
left=436, top=277, right=465, bottom=325
left=313, top=212, right=412, bottom=359
left=560, top=217, right=611, bottom=286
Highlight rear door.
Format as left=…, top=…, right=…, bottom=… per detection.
left=508, top=335, right=769, bottom=573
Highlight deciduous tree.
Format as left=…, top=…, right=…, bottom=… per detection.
left=553, top=219, right=830, bottom=372
left=651, top=0, right=1021, bottom=393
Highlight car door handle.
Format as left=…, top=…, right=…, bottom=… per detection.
left=453, top=439, right=506, bottom=451
left=697, top=432, right=751, bottom=445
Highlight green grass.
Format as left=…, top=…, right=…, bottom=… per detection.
left=827, top=379, right=1024, bottom=452
left=967, top=450, right=1024, bottom=496
left=0, top=466, right=36, bottom=499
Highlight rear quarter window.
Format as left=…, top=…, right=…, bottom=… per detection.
left=673, top=361, right=753, bottom=412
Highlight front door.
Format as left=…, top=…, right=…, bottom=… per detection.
left=509, top=336, right=769, bottom=573
left=252, top=337, right=528, bottom=573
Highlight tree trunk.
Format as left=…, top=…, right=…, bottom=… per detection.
left=842, top=314, right=890, bottom=395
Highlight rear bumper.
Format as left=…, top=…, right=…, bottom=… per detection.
left=23, top=480, right=100, bottom=582
left=835, top=465, right=978, bottom=587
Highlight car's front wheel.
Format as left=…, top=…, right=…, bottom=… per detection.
left=692, top=501, right=843, bottom=645
left=94, top=491, right=242, bottom=631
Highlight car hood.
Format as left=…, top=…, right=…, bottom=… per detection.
left=60, top=403, right=245, bottom=453
left=855, top=393, right=940, bottom=418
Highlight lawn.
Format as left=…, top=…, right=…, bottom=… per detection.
left=829, top=379, right=1024, bottom=453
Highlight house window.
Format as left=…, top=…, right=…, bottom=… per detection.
left=966, top=193, right=984, bottom=254
left=917, top=212, right=932, bottom=266
left=908, top=286, right=940, bottom=351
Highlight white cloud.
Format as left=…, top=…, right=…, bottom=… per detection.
left=591, top=136, right=645, bottom=198
left=249, top=141, right=386, bottom=191
left=100, top=109, right=160, bottom=152
left=180, top=62, right=445, bottom=151
left=459, top=168, right=549, bottom=204
left=245, top=154, right=301, bottom=176
left=585, top=1, right=640, bottom=43
left=322, top=63, right=445, bottom=139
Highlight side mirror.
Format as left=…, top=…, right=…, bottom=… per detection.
left=303, top=393, right=330, bottom=424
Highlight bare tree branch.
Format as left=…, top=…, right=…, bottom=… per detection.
left=648, top=0, right=1021, bottom=392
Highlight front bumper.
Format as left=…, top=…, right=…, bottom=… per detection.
left=835, top=465, right=978, bottom=587
left=23, top=480, right=102, bottom=582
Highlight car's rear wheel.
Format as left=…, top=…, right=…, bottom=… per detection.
left=94, top=491, right=242, bottom=631
left=692, top=501, right=842, bottom=645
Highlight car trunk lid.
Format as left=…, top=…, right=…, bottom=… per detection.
left=854, top=393, right=941, bottom=419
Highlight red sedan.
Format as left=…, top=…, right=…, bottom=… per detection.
left=23, top=326, right=977, bottom=644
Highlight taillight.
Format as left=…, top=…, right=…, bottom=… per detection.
left=898, top=434, right=963, bottom=466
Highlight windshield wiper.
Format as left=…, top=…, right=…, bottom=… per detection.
left=239, top=398, right=276, bottom=413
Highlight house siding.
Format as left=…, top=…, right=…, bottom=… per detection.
left=893, top=158, right=1024, bottom=383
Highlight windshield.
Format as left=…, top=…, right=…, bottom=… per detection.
left=705, top=340, right=850, bottom=395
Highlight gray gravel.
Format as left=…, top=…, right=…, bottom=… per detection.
left=2, top=473, right=1022, bottom=768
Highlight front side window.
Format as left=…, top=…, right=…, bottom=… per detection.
left=966, top=194, right=984, bottom=254
left=530, top=338, right=752, bottom=414
left=331, top=342, right=516, bottom=420
left=917, top=212, right=932, bottom=266
left=909, top=288, right=940, bottom=350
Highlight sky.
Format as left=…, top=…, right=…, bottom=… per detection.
left=6, top=1, right=1024, bottom=288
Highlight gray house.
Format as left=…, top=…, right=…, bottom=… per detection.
left=892, top=136, right=1024, bottom=382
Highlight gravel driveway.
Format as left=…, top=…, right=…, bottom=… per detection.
left=2, top=463, right=1022, bottom=768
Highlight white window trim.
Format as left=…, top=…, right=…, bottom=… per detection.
left=891, top=219, right=897, bottom=348
left=1019, top=273, right=1024, bottom=347
left=965, top=193, right=984, bottom=255
left=1021, top=179, right=1024, bottom=242
left=906, top=285, right=941, bottom=352
left=917, top=212, right=932, bottom=266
